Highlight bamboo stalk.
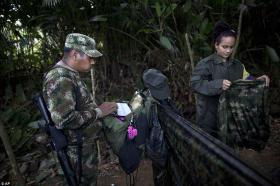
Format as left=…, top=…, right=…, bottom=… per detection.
left=185, top=33, right=194, bottom=71
left=232, top=0, right=246, bottom=59
left=185, top=33, right=196, bottom=104
left=90, top=64, right=102, bottom=166
left=0, top=121, right=25, bottom=186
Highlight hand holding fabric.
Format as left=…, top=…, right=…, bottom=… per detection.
left=222, top=80, right=232, bottom=90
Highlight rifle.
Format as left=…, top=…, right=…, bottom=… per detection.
left=33, top=93, right=78, bottom=186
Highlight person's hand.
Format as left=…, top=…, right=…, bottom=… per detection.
left=256, top=75, right=270, bottom=86
left=222, top=80, right=231, bottom=90
left=98, top=102, right=118, bottom=117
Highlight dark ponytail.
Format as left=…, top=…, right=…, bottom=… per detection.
left=213, top=21, right=236, bottom=44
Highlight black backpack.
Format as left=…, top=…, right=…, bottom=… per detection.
left=118, top=112, right=149, bottom=174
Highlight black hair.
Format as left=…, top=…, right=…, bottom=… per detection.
left=213, top=21, right=236, bottom=44
left=64, top=47, right=73, bottom=54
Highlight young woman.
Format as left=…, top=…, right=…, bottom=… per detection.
left=190, top=21, right=269, bottom=137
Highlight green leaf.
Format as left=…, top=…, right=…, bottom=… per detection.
left=266, top=46, right=280, bottom=62
left=143, top=0, right=149, bottom=9
left=171, top=3, right=177, bottom=10
left=4, top=85, right=13, bottom=103
left=160, top=36, right=172, bottom=50
left=155, top=2, right=162, bottom=17
left=90, top=15, right=108, bottom=22
left=246, top=0, right=256, bottom=7
left=10, top=127, right=22, bottom=146
left=120, top=3, right=128, bottom=8
left=163, top=4, right=176, bottom=18
left=0, top=108, right=14, bottom=123
left=136, top=28, right=160, bottom=35
left=183, top=0, right=192, bottom=13
left=200, top=19, right=209, bottom=35
left=15, top=84, right=26, bottom=103
left=28, top=120, right=46, bottom=129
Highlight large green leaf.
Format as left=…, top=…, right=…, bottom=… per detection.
left=266, top=45, right=279, bottom=63
left=200, top=19, right=209, bottom=35
left=160, top=36, right=172, bottom=50
left=28, top=120, right=46, bottom=129
left=155, top=2, right=162, bottom=17
left=183, top=0, right=192, bottom=12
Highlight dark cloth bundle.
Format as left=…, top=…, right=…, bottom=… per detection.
left=218, top=80, right=270, bottom=151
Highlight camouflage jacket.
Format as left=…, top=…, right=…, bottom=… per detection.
left=190, top=53, right=249, bottom=136
left=218, top=80, right=270, bottom=151
left=43, top=61, right=99, bottom=144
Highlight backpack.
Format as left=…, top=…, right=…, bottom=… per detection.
left=102, top=91, right=150, bottom=174
left=102, top=114, right=132, bottom=155
left=118, top=111, right=149, bottom=174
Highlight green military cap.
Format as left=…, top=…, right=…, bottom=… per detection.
left=65, top=33, right=102, bottom=57
left=142, top=68, right=170, bottom=100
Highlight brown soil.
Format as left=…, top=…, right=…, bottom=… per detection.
left=237, top=117, right=280, bottom=185
left=97, top=159, right=154, bottom=186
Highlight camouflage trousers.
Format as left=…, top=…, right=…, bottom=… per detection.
left=66, top=140, right=98, bottom=186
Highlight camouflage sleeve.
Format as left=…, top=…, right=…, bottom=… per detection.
left=191, top=61, right=223, bottom=96
left=44, top=77, right=97, bottom=130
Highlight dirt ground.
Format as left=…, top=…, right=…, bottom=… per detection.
left=97, top=159, right=154, bottom=186
left=237, top=117, right=280, bottom=185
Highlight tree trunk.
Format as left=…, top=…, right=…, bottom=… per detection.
left=0, top=120, right=25, bottom=186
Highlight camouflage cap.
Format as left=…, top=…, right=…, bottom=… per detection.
left=142, top=68, right=170, bottom=100
left=65, top=33, right=102, bottom=57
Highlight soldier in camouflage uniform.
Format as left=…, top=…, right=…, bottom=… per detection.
left=43, top=33, right=118, bottom=185
left=190, top=21, right=269, bottom=138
